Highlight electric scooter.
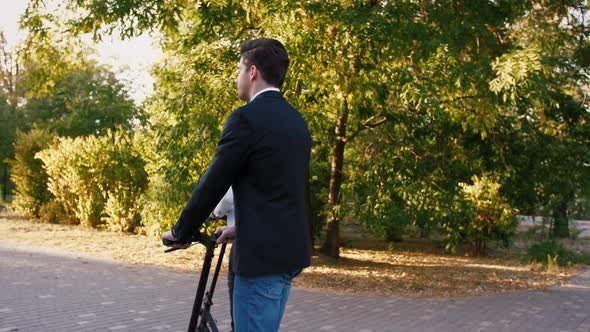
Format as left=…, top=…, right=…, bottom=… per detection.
left=163, top=231, right=228, bottom=332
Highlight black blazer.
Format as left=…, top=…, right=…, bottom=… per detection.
left=172, top=91, right=312, bottom=277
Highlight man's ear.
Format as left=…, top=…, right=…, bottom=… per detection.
left=249, top=65, right=258, bottom=81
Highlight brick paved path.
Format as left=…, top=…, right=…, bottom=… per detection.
left=1, top=242, right=589, bottom=332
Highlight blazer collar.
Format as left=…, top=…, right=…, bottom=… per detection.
left=250, top=88, right=281, bottom=102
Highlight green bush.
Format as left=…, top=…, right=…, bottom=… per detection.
left=9, top=130, right=54, bottom=216
left=438, top=191, right=476, bottom=253
left=37, top=129, right=147, bottom=231
left=460, top=175, right=518, bottom=255
left=38, top=199, right=71, bottom=224
left=100, top=133, right=148, bottom=232
left=527, top=240, right=580, bottom=266
left=200, top=218, right=226, bottom=237
left=383, top=209, right=409, bottom=242
left=354, top=179, right=413, bottom=244
left=139, top=181, right=185, bottom=235
left=136, top=119, right=218, bottom=236
left=37, top=135, right=103, bottom=227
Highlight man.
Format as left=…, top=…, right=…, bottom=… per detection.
left=162, top=38, right=312, bottom=332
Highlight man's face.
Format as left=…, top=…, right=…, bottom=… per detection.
left=237, top=56, right=251, bottom=102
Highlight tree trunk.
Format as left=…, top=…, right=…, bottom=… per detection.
left=320, top=102, right=348, bottom=258
left=552, top=199, right=569, bottom=238
left=305, top=179, right=317, bottom=255
left=473, top=234, right=487, bottom=256
left=2, top=163, right=8, bottom=202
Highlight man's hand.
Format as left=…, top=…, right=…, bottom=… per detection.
left=162, top=230, right=191, bottom=249
left=214, top=225, right=236, bottom=244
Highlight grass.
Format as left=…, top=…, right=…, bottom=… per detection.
left=0, top=210, right=587, bottom=298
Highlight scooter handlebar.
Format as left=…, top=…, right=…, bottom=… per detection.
left=163, top=233, right=218, bottom=253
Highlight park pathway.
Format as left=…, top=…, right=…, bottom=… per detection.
left=1, top=241, right=589, bottom=332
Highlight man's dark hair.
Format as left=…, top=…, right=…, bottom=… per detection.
left=240, top=38, right=290, bottom=88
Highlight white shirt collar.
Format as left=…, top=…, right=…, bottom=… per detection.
left=250, top=87, right=280, bottom=102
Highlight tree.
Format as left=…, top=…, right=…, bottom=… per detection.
left=18, top=32, right=139, bottom=137
left=3, top=15, right=141, bottom=211
left=21, top=60, right=138, bottom=137
left=24, top=0, right=590, bottom=253
left=8, top=3, right=142, bottom=138
left=0, top=31, right=25, bottom=201
left=490, top=2, right=590, bottom=237
left=315, top=0, right=524, bottom=254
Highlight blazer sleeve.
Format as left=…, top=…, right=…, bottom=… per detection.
left=171, top=109, right=251, bottom=242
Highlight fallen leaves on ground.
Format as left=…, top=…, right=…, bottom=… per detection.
left=295, top=246, right=575, bottom=297
left=0, top=211, right=584, bottom=298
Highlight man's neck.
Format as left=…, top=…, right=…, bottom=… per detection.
left=249, top=85, right=280, bottom=102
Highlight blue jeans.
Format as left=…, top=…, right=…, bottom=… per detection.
left=233, top=270, right=300, bottom=332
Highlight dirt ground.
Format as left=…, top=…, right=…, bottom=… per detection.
left=1, top=210, right=588, bottom=298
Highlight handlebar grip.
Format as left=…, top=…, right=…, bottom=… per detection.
left=162, top=231, right=215, bottom=253
left=162, top=230, right=201, bottom=246
left=162, top=237, right=181, bottom=246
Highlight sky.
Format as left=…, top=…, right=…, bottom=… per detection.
left=0, top=0, right=162, bottom=103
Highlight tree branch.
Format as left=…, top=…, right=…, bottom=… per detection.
left=343, top=115, right=388, bottom=143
